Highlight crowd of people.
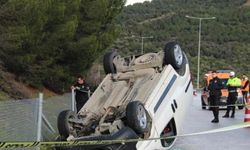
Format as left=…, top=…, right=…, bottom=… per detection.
left=208, top=71, right=249, bottom=123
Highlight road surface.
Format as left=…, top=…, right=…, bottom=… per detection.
left=172, top=93, right=250, bottom=150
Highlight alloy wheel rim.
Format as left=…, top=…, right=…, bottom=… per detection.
left=174, top=45, right=183, bottom=65
left=137, top=105, right=147, bottom=129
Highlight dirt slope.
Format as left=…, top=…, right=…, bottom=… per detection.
left=245, top=0, right=250, bottom=6
left=0, top=63, right=57, bottom=100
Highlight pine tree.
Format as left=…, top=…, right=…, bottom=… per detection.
left=0, top=0, right=125, bottom=92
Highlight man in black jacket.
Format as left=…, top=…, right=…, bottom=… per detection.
left=71, top=75, right=90, bottom=112
left=208, top=71, right=223, bottom=123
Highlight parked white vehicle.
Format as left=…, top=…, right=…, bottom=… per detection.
left=57, top=42, right=193, bottom=150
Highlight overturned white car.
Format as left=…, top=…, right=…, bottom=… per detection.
left=57, top=42, right=193, bottom=150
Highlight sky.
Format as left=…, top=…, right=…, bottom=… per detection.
left=126, top=0, right=152, bottom=6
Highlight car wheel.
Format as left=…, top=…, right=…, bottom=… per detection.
left=103, top=51, right=118, bottom=74
left=54, top=136, right=69, bottom=150
left=163, top=42, right=184, bottom=69
left=238, top=106, right=244, bottom=110
left=201, top=96, right=206, bottom=110
left=57, top=110, right=76, bottom=138
left=126, top=101, right=151, bottom=135
left=94, top=147, right=113, bottom=150
left=237, top=97, right=244, bottom=110
left=207, top=101, right=212, bottom=110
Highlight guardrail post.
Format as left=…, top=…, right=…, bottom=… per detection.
left=71, top=89, right=75, bottom=111
left=37, top=93, right=43, bottom=150
left=42, top=114, right=56, bottom=133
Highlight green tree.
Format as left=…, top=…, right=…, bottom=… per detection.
left=0, top=0, right=125, bottom=92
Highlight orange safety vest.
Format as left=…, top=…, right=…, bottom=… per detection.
left=241, top=79, right=249, bottom=92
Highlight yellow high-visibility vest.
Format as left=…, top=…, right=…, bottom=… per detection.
left=227, top=77, right=241, bottom=87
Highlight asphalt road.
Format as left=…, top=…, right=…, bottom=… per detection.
left=171, top=93, right=250, bottom=150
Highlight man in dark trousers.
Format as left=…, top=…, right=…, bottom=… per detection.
left=223, top=71, right=241, bottom=118
left=208, top=71, right=223, bottom=123
left=71, top=75, right=90, bottom=113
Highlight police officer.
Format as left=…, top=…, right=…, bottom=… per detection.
left=208, top=71, right=223, bottom=123
left=223, top=71, right=241, bottom=118
left=71, top=75, right=90, bottom=112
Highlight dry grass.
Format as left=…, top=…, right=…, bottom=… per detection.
left=244, top=0, right=250, bottom=6
left=0, top=64, right=57, bottom=100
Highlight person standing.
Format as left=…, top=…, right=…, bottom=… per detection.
left=71, top=75, right=90, bottom=113
left=208, top=71, right=223, bottom=123
left=223, top=71, right=241, bottom=118
left=241, top=75, right=249, bottom=103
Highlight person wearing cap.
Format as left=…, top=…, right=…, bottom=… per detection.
left=208, top=71, right=223, bottom=123
left=223, top=71, right=241, bottom=118
left=241, top=75, right=249, bottom=103
left=71, top=75, right=90, bottom=112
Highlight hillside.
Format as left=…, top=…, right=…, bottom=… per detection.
left=0, top=0, right=125, bottom=98
left=0, top=63, right=33, bottom=100
left=114, top=0, right=250, bottom=86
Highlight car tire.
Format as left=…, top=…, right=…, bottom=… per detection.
left=163, top=42, right=184, bottom=69
left=237, top=97, right=244, bottom=110
left=96, top=147, right=113, bottom=150
left=238, top=106, right=244, bottom=110
left=103, top=51, right=118, bottom=74
left=208, top=104, right=212, bottom=110
left=73, top=127, right=138, bottom=150
left=126, top=101, right=151, bottom=135
left=57, top=110, right=76, bottom=138
left=54, top=136, right=70, bottom=150
left=201, top=96, right=206, bottom=110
